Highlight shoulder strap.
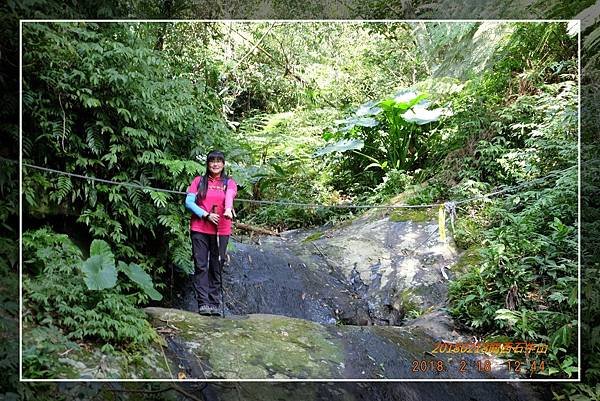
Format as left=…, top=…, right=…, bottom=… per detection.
left=195, top=176, right=202, bottom=193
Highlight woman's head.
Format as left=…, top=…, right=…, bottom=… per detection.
left=196, top=150, right=228, bottom=201
left=205, top=150, right=225, bottom=177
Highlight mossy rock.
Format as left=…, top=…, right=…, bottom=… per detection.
left=389, top=207, right=436, bottom=222
left=145, top=308, right=344, bottom=379
left=302, top=231, right=324, bottom=242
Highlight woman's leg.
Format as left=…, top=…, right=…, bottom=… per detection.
left=207, top=235, right=229, bottom=308
left=191, top=231, right=211, bottom=311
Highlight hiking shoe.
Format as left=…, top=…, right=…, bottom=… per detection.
left=198, top=305, right=212, bottom=315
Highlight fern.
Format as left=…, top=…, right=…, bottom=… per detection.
left=85, top=124, right=104, bottom=155
left=23, top=228, right=160, bottom=350
left=50, top=176, right=72, bottom=204
left=170, top=236, right=193, bottom=274
left=147, top=190, right=169, bottom=208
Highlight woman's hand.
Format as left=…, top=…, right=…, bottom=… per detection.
left=223, top=208, right=234, bottom=220
left=207, top=212, right=220, bottom=225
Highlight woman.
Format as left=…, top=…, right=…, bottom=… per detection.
left=185, top=150, right=237, bottom=316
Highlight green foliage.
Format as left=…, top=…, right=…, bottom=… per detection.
left=404, top=181, right=446, bottom=205
left=118, top=261, right=163, bottom=301
left=18, top=19, right=584, bottom=384
left=365, top=169, right=413, bottom=204
left=23, top=228, right=160, bottom=357
left=318, top=89, right=450, bottom=199
left=553, top=384, right=600, bottom=401
left=234, top=108, right=351, bottom=230
left=216, top=23, right=425, bottom=116
left=448, top=169, right=578, bottom=377
left=81, top=240, right=117, bottom=291
left=312, top=138, right=365, bottom=157
left=22, top=325, right=80, bottom=379
left=22, top=21, right=233, bottom=283
left=0, top=237, right=18, bottom=394
left=433, top=22, right=580, bottom=379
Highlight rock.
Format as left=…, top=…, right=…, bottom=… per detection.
left=171, top=240, right=370, bottom=326
left=144, top=307, right=515, bottom=380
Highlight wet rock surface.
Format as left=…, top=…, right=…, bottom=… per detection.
left=164, top=209, right=531, bottom=382
left=172, top=239, right=371, bottom=326
left=173, top=209, right=458, bottom=329
left=144, top=307, right=515, bottom=380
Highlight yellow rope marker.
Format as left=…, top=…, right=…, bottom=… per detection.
left=438, top=204, right=446, bottom=242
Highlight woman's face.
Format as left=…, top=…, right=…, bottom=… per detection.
left=208, top=158, right=224, bottom=176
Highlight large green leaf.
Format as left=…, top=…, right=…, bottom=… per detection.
left=80, top=240, right=117, bottom=290
left=401, top=104, right=451, bottom=125
left=379, top=91, right=429, bottom=112
left=355, top=100, right=382, bottom=117
left=90, top=239, right=115, bottom=265
left=334, top=116, right=379, bottom=133
left=118, top=261, right=162, bottom=301
left=313, top=138, right=364, bottom=157
left=80, top=254, right=117, bottom=291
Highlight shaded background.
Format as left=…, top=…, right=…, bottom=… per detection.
left=1, top=0, right=598, bottom=399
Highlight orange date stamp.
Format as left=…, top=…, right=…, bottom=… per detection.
left=430, top=341, right=549, bottom=355
left=410, top=358, right=547, bottom=375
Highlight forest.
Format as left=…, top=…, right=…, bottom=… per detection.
left=0, top=1, right=598, bottom=399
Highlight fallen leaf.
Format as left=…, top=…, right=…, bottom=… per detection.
left=178, top=371, right=187, bottom=379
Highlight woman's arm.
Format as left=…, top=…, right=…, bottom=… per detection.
left=224, top=179, right=238, bottom=218
left=224, top=179, right=238, bottom=210
left=185, top=193, right=208, bottom=218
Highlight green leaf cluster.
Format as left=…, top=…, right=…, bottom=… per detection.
left=23, top=228, right=160, bottom=358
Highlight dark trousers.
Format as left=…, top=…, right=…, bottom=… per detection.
left=190, top=231, right=229, bottom=307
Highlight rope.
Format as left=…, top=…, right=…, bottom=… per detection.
left=1, top=157, right=577, bottom=210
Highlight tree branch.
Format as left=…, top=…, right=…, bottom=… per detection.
left=232, top=23, right=277, bottom=73
left=234, top=222, right=280, bottom=237
left=230, top=28, right=307, bottom=85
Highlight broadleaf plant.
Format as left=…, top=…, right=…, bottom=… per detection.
left=80, top=240, right=118, bottom=290
left=118, top=261, right=163, bottom=301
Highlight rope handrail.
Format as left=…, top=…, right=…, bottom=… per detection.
left=1, top=156, right=579, bottom=210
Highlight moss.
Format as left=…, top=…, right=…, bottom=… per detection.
left=392, top=288, right=422, bottom=319
left=302, top=231, right=324, bottom=242
left=368, top=325, right=431, bottom=356
left=148, top=308, right=344, bottom=379
left=389, top=208, right=436, bottom=223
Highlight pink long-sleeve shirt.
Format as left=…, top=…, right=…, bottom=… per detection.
left=186, top=175, right=237, bottom=235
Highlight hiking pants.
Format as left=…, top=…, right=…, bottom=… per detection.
left=190, top=231, right=229, bottom=308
